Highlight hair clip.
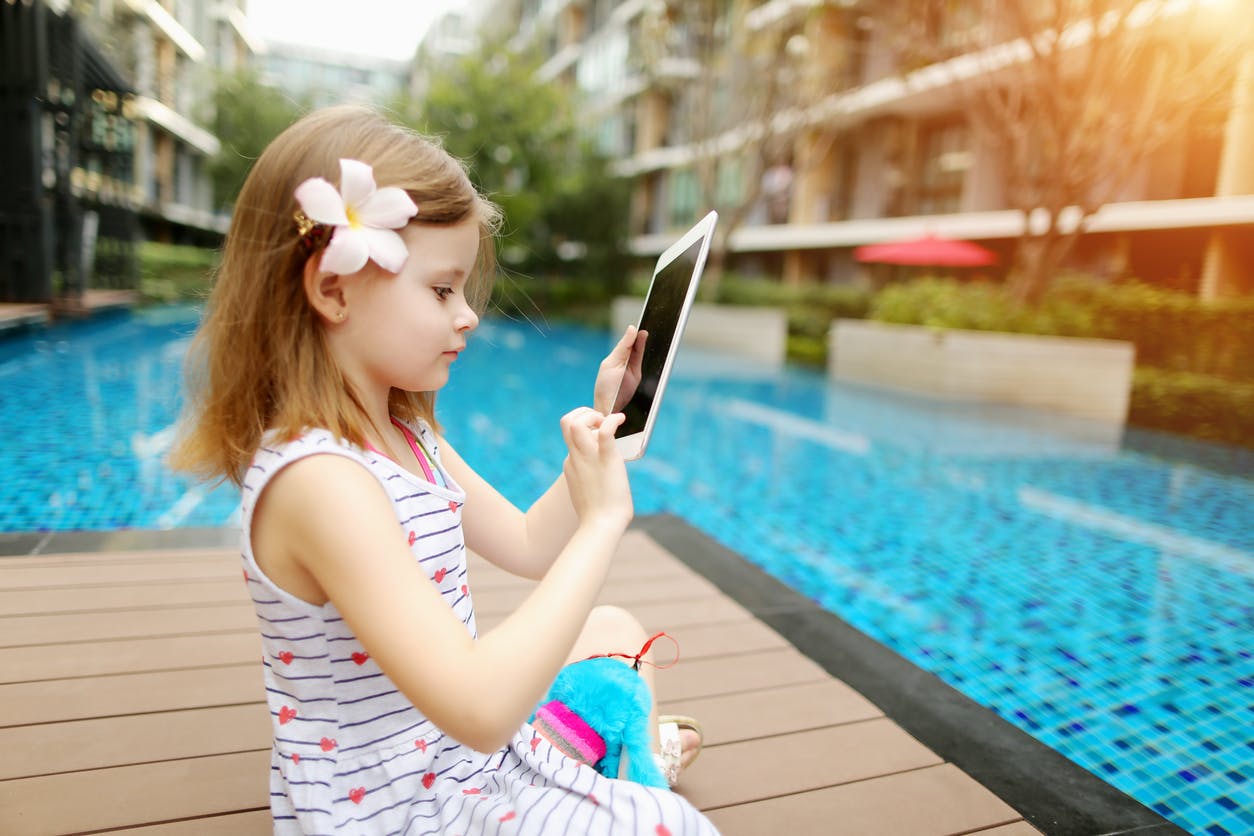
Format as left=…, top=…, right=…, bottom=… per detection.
left=294, top=158, right=419, bottom=275
left=293, top=209, right=332, bottom=254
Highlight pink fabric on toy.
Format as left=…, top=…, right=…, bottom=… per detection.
left=534, top=700, right=608, bottom=765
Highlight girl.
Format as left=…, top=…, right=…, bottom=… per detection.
left=172, top=105, right=717, bottom=834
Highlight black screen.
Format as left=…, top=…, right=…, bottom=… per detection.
left=615, top=237, right=703, bottom=438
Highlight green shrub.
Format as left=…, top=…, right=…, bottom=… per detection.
left=138, top=242, right=219, bottom=303
left=714, top=275, right=871, bottom=363
left=870, top=276, right=1254, bottom=446
left=716, top=275, right=872, bottom=320
left=787, top=334, right=827, bottom=367
left=1129, top=368, right=1254, bottom=448
left=1051, top=277, right=1254, bottom=380
left=871, top=275, right=1254, bottom=381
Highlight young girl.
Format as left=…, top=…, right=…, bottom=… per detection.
left=172, top=105, right=718, bottom=834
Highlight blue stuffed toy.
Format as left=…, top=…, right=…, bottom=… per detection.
left=529, top=656, right=669, bottom=789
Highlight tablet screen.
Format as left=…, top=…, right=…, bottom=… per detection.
left=617, top=235, right=704, bottom=439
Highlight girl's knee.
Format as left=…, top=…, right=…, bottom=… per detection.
left=567, top=605, right=649, bottom=665
left=586, top=605, right=648, bottom=649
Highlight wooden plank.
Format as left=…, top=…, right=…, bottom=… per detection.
left=0, top=664, right=264, bottom=727
left=0, top=579, right=248, bottom=617
left=0, top=704, right=270, bottom=780
left=0, top=549, right=233, bottom=571
left=0, top=632, right=262, bottom=683
left=106, top=810, right=271, bottom=835
left=677, top=719, right=943, bottom=811
left=656, top=617, right=789, bottom=660
left=0, top=555, right=240, bottom=586
left=0, top=601, right=256, bottom=647
left=970, top=823, right=1044, bottom=835
left=657, top=647, right=830, bottom=702
left=703, top=763, right=1023, bottom=835
left=659, top=679, right=884, bottom=747
left=0, top=750, right=271, bottom=836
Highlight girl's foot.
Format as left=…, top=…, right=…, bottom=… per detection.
left=657, top=715, right=703, bottom=787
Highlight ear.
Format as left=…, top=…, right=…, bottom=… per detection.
left=303, top=256, right=347, bottom=324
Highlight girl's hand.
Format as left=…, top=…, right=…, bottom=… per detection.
left=594, top=325, right=647, bottom=414
left=560, top=407, right=632, bottom=531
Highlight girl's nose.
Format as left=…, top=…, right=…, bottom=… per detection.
left=456, top=304, right=479, bottom=333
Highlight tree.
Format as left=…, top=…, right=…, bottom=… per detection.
left=635, top=0, right=854, bottom=297
left=876, top=0, right=1244, bottom=303
left=399, top=42, right=630, bottom=293
left=208, top=68, right=306, bottom=211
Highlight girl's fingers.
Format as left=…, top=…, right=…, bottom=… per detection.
left=599, top=412, right=626, bottom=441
left=562, top=407, right=609, bottom=455
left=602, top=325, right=637, bottom=367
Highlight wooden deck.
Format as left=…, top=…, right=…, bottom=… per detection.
left=0, top=529, right=1040, bottom=835
left=0, top=290, right=138, bottom=333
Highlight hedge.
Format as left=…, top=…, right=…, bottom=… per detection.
left=138, top=242, right=219, bottom=303
left=715, top=275, right=872, bottom=364
left=871, top=275, right=1254, bottom=381
left=1129, top=368, right=1254, bottom=448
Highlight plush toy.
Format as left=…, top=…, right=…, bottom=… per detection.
left=530, top=656, right=669, bottom=789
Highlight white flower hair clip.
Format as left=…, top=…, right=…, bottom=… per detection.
left=294, top=158, right=419, bottom=275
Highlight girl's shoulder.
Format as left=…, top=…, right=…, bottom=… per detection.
left=245, top=428, right=373, bottom=495
left=254, top=427, right=364, bottom=464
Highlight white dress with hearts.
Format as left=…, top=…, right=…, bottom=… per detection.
left=241, top=425, right=719, bottom=835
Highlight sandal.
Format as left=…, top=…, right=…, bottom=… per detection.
left=655, top=714, right=703, bottom=787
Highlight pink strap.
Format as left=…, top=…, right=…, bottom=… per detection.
left=390, top=418, right=438, bottom=484
left=364, top=419, right=438, bottom=485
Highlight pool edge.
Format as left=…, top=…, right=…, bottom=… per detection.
left=0, top=526, right=238, bottom=556
left=634, top=513, right=1187, bottom=836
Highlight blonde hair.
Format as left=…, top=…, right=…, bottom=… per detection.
left=171, top=105, right=502, bottom=486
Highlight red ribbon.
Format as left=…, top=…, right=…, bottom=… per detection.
left=585, top=631, right=680, bottom=671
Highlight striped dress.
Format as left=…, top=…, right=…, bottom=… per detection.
left=241, top=425, right=719, bottom=835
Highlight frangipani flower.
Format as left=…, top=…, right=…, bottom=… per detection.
left=295, top=159, right=419, bottom=275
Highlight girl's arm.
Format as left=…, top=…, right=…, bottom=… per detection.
left=253, top=408, right=630, bottom=753
left=441, top=326, right=644, bottom=580
left=437, top=440, right=578, bottom=581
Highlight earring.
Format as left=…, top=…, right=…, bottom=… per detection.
left=336, top=311, right=346, bottom=321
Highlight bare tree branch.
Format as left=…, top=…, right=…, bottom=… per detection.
left=875, top=0, right=1242, bottom=303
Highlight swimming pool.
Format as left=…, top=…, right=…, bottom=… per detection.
left=1, top=306, right=1250, bottom=834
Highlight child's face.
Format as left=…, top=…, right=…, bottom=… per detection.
left=336, top=218, right=481, bottom=395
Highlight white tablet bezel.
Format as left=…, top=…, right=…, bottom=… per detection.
left=613, top=210, right=719, bottom=461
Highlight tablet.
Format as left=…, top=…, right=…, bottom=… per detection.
left=612, top=210, right=718, bottom=460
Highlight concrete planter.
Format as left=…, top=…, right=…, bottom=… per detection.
left=611, top=297, right=787, bottom=366
left=828, top=319, right=1136, bottom=424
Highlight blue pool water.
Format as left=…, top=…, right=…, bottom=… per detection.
left=1, top=307, right=1251, bottom=834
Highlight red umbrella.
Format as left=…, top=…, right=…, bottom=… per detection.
left=854, top=234, right=998, bottom=267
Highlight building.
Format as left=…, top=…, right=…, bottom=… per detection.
left=409, top=4, right=484, bottom=102
left=462, top=0, right=1254, bottom=299
left=259, top=41, right=409, bottom=110
left=0, top=0, right=263, bottom=303
left=0, top=0, right=138, bottom=303
left=79, top=0, right=258, bottom=243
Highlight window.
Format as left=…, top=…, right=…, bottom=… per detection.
left=917, top=120, right=969, bottom=215
left=666, top=168, right=699, bottom=231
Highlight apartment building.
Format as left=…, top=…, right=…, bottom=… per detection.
left=0, top=0, right=259, bottom=302
left=259, top=42, right=409, bottom=110
left=480, top=0, right=1254, bottom=298
left=83, top=0, right=259, bottom=241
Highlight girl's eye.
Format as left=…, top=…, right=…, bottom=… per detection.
left=434, top=287, right=454, bottom=301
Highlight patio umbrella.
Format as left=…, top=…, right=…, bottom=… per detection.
left=854, top=234, right=998, bottom=267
